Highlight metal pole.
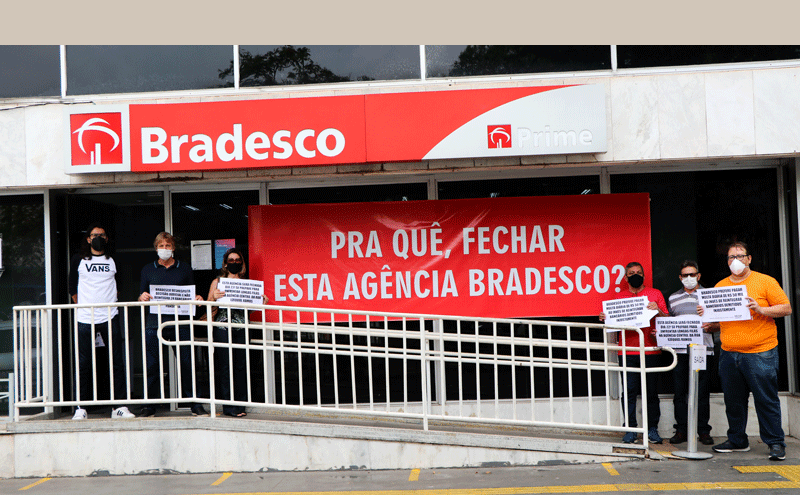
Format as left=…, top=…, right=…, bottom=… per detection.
left=674, top=344, right=712, bottom=460
left=8, top=372, right=14, bottom=421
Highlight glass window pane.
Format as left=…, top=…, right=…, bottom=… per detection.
left=171, top=190, right=260, bottom=297
left=611, top=168, right=785, bottom=392
left=426, top=45, right=610, bottom=78
left=0, top=46, right=60, bottom=98
left=66, top=45, right=234, bottom=95
left=0, top=194, right=45, bottom=380
left=66, top=191, right=166, bottom=303
left=237, top=45, right=420, bottom=87
left=617, top=45, right=800, bottom=69
left=269, top=183, right=428, bottom=205
left=437, top=175, right=600, bottom=199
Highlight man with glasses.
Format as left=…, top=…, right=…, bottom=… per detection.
left=699, top=241, right=791, bottom=461
left=667, top=260, right=713, bottom=446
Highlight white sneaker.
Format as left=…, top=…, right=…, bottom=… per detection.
left=111, top=406, right=135, bottom=419
left=72, top=407, right=87, bottom=420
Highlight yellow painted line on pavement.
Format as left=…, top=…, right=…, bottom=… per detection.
left=652, top=450, right=678, bottom=459
left=19, top=478, right=51, bottom=491
left=601, top=463, right=619, bottom=476
left=212, top=473, right=233, bottom=486
left=736, top=464, right=800, bottom=480
left=409, top=469, right=421, bottom=482
left=186, top=483, right=800, bottom=494
left=184, top=464, right=800, bottom=494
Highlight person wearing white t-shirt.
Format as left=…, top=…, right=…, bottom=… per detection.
left=68, top=223, right=134, bottom=419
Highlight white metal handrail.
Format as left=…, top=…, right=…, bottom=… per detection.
left=13, top=300, right=676, bottom=449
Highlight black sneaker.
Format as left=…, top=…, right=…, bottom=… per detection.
left=713, top=439, right=750, bottom=453
left=190, top=404, right=208, bottom=416
left=139, top=407, right=156, bottom=417
left=769, top=444, right=786, bottom=461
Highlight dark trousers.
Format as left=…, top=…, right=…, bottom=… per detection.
left=145, top=321, right=206, bottom=408
left=619, top=353, right=661, bottom=430
left=213, top=325, right=247, bottom=415
left=76, top=315, right=127, bottom=404
left=672, top=352, right=711, bottom=435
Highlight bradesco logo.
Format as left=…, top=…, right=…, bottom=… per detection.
left=140, top=124, right=347, bottom=165
left=70, top=113, right=124, bottom=166
left=487, top=125, right=512, bottom=149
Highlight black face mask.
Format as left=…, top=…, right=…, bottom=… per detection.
left=627, top=274, right=644, bottom=289
left=226, top=262, right=243, bottom=274
left=91, top=236, right=107, bottom=251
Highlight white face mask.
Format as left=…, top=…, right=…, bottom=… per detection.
left=681, top=276, right=698, bottom=290
left=729, top=258, right=746, bottom=275
left=157, top=249, right=173, bottom=261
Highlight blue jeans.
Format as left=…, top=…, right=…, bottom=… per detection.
left=719, top=347, right=784, bottom=447
left=619, top=354, right=661, bottom=430
left=76, top=316, right=127, bottom=403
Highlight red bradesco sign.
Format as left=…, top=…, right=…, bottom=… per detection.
left=249, top=193, right=651, bottom=321
left=129, top=96, right=367, bottom=172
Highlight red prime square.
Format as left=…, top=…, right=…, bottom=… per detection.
left=487, top=125, right=512, bottom=149
left=70, top=112, right=124, bottom=166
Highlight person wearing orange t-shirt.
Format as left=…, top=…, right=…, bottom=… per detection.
left=601, top=261, right=668, bottom=445
left=699, top=241, right=791, bottom=461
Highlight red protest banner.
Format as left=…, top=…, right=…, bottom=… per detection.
left=249, top=193, right=651, bottom=321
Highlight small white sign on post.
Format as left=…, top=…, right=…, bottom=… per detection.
left=690, top=344, right=707, bottom=371
left=149, top=284, right=196, bottom=315
left=218, top=278, right=265, bottom=307
left=697, top=286, right=752, bottom=322
left=655, top=315, right=705, bottom=349
left=602, top=296, right=658, bottom=331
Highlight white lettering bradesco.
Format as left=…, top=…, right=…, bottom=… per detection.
left=141, top=125, right=346, bottom=164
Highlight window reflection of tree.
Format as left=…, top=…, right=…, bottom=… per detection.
left=449, top=45, right=609, bottom=77
left=219, top=46, right=372, bottom=87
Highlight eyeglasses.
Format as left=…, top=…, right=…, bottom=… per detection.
left=90, top=233, right=108, bottom=239
left=679, top=272, right=699, bottom=278
left=727, top=254, right=749, bottom=261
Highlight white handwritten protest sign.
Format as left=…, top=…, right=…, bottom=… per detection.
left=602, top=296, right=658, bottom=331
left=149, top=285, right=196, bottom=315
left=655, top=315, right=704, bottom=349
left=697, top=286, right=751, bottom=323
left=218, top=278, right=265, bottom=307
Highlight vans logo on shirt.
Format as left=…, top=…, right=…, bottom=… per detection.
left=87, top=263, right=111, bottom=272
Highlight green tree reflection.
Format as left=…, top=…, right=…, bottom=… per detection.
left=449, top=45, right=609, bottom=76
left=220, top=46, right=360, bottom=86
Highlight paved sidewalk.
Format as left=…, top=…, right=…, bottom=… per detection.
left=3, top=435, right=800, bottom=495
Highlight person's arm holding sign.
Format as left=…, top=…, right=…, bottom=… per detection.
left=697, top=305, right=720, bottom=333
left=744, top=297, right=791, bottom=319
